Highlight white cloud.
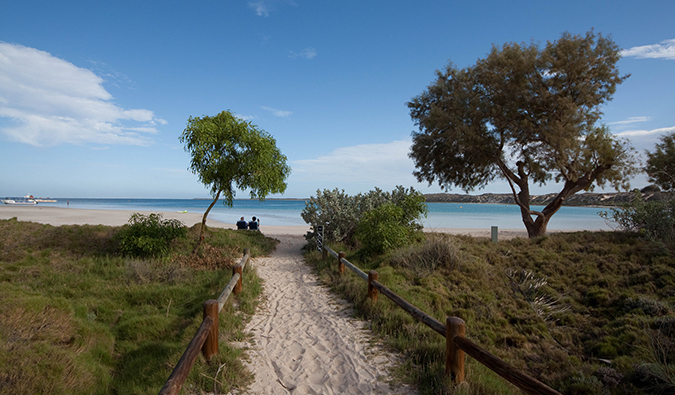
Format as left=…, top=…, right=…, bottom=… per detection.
left=609, top=116, right=651, bottom=125
left=621, top=38, right=675, bottom=60
left=262, top=106, right=292, bottom=117
left=0, top=42, right=163, bottom=146
left=292, top=139, right=418, bottom=185
left=290, top=48, right=317, bottom=60
left=615, top=125, right=675, bottom=138
left=248, top=1, right=270, bottom=17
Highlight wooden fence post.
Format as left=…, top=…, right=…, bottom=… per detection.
left=202, top=300, right=219, bottom=361
left=368, top=271, right=379, bottom=302
left=233, top=265, right=243, bottom=294
left=446, top=317, right=466, bottom=384
left=338, top=251, right=345, bottom=274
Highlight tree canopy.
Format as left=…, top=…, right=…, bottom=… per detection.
left=645, top=132, right=675, bottom=191
left=408, top=30, right=637, bottom=237
left=180, top=110, right=291, bottom=249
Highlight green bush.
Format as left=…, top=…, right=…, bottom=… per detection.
left=302, top=185, right=428, bottom=245
left=116, top=213, right=187, bottom=257
left=600, top=190, right=675, bottom=249
left=355, top=194, right=427, bottom=254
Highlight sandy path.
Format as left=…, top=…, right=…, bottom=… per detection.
left=241, top=235, right=415, bottom=395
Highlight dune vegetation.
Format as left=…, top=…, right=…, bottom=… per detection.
left=0, top=217, right=275, bottom=395
left=305, top=231, right=675, bottom=394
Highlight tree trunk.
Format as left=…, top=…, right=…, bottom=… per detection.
left=193, top=190, right=221, bottom=254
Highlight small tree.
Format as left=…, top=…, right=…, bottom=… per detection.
left=408, top=30, right=637, bottom=237
left=646, top=132, right=675, bottom=191
left=180, top=110, right=291, bottom=251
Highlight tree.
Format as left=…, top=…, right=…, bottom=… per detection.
left=646, top=132, right=675, bottom=191
left=408, top=30, right=637, bottom=237
left=180, top=111, right=291, bottom=251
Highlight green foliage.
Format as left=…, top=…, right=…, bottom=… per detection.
left=116, top=213, right=187, bottom=257
left=301, top=185, right=428, bottom=245
left=408, top=30, right=637, bottom=237
left=646, top=132, right=675, bottom=191
left=179, top=110, right=291, bottom=206
left=0, top=218, right=272, bottom=394
left=355, top=194, right=427, bottom=254
left=306, top=231, right=675, bottom=394
left=600, top=190, right=675, bottom=249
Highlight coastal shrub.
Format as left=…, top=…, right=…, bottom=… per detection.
left=301, top=185, right=428, bottom=246
left=116, top=213, right=187, bottom=257
left=600, top=190, right=675, bottom=249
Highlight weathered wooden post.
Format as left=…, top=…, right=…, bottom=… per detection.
left=446, top=317, right=466, bottom=384
left=491, top=226, right=498, bottom=243
left=368, top=271, right=379, bottom=302
left=233, top=265, right=243, bottom=294
left=338, top=251, right=345, bottom=274
left=202, top=299, right=219, bottom=361
left=242, top=248, right=250, bottom=269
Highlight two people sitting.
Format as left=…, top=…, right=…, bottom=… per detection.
left=236, top=216, right=259, bottom=230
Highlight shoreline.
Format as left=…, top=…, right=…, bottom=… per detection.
left=0, top=205, right=592, bottom=239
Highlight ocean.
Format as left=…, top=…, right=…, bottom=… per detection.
left=36, top=198, right=613, bottom=230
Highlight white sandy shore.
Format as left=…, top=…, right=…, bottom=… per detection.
left=0, top=205, right=557, bottom=238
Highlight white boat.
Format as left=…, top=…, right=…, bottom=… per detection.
left=2, top=198, right=38, bottom=205
left=1, top=195, right=38, bottom=205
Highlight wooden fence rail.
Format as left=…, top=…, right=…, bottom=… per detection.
left=158, top=249, right=251, bottom=395
left=324, top=246, right=561, bottom=395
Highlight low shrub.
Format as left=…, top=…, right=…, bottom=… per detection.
left=116, top=213, right=187, bottom=257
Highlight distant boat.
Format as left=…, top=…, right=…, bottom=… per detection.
left=2, top=196, right=38, bottom=205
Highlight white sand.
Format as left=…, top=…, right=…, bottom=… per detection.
left=0, top=206, right=311, bottom=236
left=241, top=236, right=414, bottom=394
left=0, top=206, right=539, bottom=238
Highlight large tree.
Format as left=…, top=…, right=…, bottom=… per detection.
left=645, top=132, right=675, bottom=191
left=180, top=110, right=291, bottom=250
left=408, top=31, right=637, bottom=237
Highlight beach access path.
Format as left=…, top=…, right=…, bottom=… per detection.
left=237, top=234, right=415, bottom=394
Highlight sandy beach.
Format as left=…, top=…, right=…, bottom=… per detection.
left=0, top=205, right=536, bottom=238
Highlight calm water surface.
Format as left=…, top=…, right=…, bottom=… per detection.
left=36, top=198, right=612, bottom=230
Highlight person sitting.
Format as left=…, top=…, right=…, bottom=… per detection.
left=248, top=216, right=259, bottom=230
left=236, top=217, right=248, bottom=230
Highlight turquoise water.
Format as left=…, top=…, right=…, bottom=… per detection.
left=36, top=198, right=612, bottom=230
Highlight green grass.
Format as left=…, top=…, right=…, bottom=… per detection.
left=0, top=217, right=274, bottom=394
left=304, top=231, right=675, bottom=395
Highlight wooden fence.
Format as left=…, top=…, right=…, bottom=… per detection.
left=158, top=249, right=252, bottom=395
left=324, top=246, right=562, bottom=395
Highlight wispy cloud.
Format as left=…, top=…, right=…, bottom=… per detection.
left=0, top=42, right=163, bottom=146
left=615, top=125, right=675, bottom=138
left=262, top=106, right=292, bottom=117
left=290, top=48, right=317, bottom=60
left=609, top=116, right=651, bottom=126
left=292, top=140, right=418, bottom=185
left=621, top=38, right=675, bottom=60
left=248, top=1, right=270, bottom=17
left=248, top=0, right=297, bottom=17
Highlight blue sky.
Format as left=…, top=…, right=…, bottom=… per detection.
left=1, top=1, right=674, bottom=199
